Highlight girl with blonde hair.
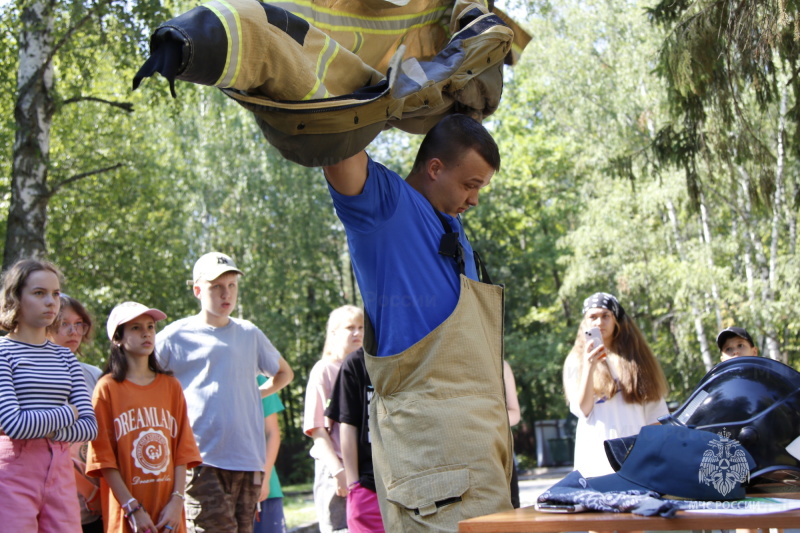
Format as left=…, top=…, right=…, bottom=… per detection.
left=303, top=305, right=364, bottom=532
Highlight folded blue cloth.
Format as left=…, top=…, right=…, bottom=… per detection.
left=537, top=471, right=681, bottom=517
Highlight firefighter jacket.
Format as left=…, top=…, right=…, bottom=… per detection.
left=133, top=0, right=530, bottom=166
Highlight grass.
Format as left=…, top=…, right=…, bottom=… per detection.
left=282, top=482, right=317, bottom=530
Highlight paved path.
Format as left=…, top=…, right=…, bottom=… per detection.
left=518, top=468, right=572, bottom=508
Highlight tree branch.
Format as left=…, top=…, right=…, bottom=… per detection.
left=48, top=163, right=125, bottom=196
left=17, top=0, right=118, bottom=102
left=46, top=0, right=117, bottom=66
left=62, top=96, right=134, bottom=113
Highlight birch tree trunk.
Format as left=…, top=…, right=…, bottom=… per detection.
left=699, top=191, right=722, bottom=330
left=735, top=161, right=777, bottom=361
left=788, top=171, right=797, bottom=256
left=4, top=0, right=55, bottom=267
left=763, top=85, right=787, bottom=362
left=735, top=166, right=758, bottom=304
left=667, top=200, right=715, bottom=371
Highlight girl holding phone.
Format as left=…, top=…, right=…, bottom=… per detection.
left=562, top=292, right=669, bottom=477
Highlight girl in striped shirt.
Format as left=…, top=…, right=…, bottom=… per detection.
left=0, top=259, right=98, bottom=531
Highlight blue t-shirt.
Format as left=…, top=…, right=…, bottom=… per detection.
left=328, top=157, right=478, bottom=357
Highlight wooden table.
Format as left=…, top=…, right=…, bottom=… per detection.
left=459, top=491, right=800, bottom=532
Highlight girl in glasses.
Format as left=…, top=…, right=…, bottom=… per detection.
left=47, top=295, right=104, bottom=532
left=48, top=295, right=102, bottom=400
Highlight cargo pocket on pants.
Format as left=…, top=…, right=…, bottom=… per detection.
left=386, top=465, right=469, bottom=517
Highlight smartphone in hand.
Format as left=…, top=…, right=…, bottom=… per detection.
left=584, top=327, right=604, bottom=351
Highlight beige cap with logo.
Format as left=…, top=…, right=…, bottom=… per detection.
left=191, top=252, right=244, bottom=284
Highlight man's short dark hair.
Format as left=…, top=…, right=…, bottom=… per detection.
left=412, top=114, right=501, bottom=173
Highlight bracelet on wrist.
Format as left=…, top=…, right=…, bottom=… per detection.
left=171, top=491, right=186, bottom=500
left=329, top=467, right=345, bottom=478
left=124, top=503, right=144, bottom=518
left=121, top=498, right=137, bottom=512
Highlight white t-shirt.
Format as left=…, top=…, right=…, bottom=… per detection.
left=564, top=353, right=668, bottom=477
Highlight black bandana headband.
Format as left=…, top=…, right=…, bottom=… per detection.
left=582, top=292, right=626, bottom=320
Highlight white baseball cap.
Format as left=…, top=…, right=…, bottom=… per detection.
left=192, top=252, right=244, bottom=284
left=106, top=301, right=167, bottom=340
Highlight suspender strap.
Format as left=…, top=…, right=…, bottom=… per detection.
left=434, top=208, right=466, bottom=276
left=472, top=249, right=493, bottom=285
left=432, top=206, right=493, bottom=284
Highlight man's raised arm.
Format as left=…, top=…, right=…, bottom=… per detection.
left=323, top=151, right=369, bottom=196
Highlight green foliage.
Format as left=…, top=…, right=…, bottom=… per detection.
left=0, top=2, right=20, bottom=247
left=646, top=0, right=800, bottom=205
left=515, top=452, right=537, bottom=472
left=3, top=0, right=800, bottom=481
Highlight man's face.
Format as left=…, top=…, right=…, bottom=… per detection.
left=426, top=148, right=494, bottom=217
left=194, top=272, right=239, bottom=318
left=720, top=336, right=758, bottom=361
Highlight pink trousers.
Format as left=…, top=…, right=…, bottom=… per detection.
left=0, top=436, right=81, bottom=532
left=346, top=482, right=385, bottom=533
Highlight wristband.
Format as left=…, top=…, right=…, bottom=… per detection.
left=329, top=467, right=345, bottom=478
left=171, top=491, right=186, bottom=500
left=124, top=503, right=143, bottom=518
left=122, top=498, right=137, bottom=512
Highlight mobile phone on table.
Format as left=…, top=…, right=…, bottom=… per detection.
left=536, top=502, right=585, bottom=513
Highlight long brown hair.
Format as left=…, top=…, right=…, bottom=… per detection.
left=566, top=312, right=668, bottom=403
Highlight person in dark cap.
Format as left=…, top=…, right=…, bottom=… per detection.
left=562, top=292, right=669, bottom=477
left=716, top=326, right=758, bottom=362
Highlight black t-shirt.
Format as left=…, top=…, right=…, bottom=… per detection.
left=325, top=348, right=375, bottom=492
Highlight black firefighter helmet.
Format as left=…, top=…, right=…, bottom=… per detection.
left=659, top=356, right=800, bottom=485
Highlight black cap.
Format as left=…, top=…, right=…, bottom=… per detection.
left=716, top=327, right=754, bottom=351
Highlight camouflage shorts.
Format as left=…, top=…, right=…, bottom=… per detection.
left=185, top=466, right=261, bottom=533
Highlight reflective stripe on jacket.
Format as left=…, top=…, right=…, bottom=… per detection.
left=135, top=0, right=530, bottom=166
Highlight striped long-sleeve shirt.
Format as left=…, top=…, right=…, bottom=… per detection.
left=0, top=337, right=97, bottom=441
